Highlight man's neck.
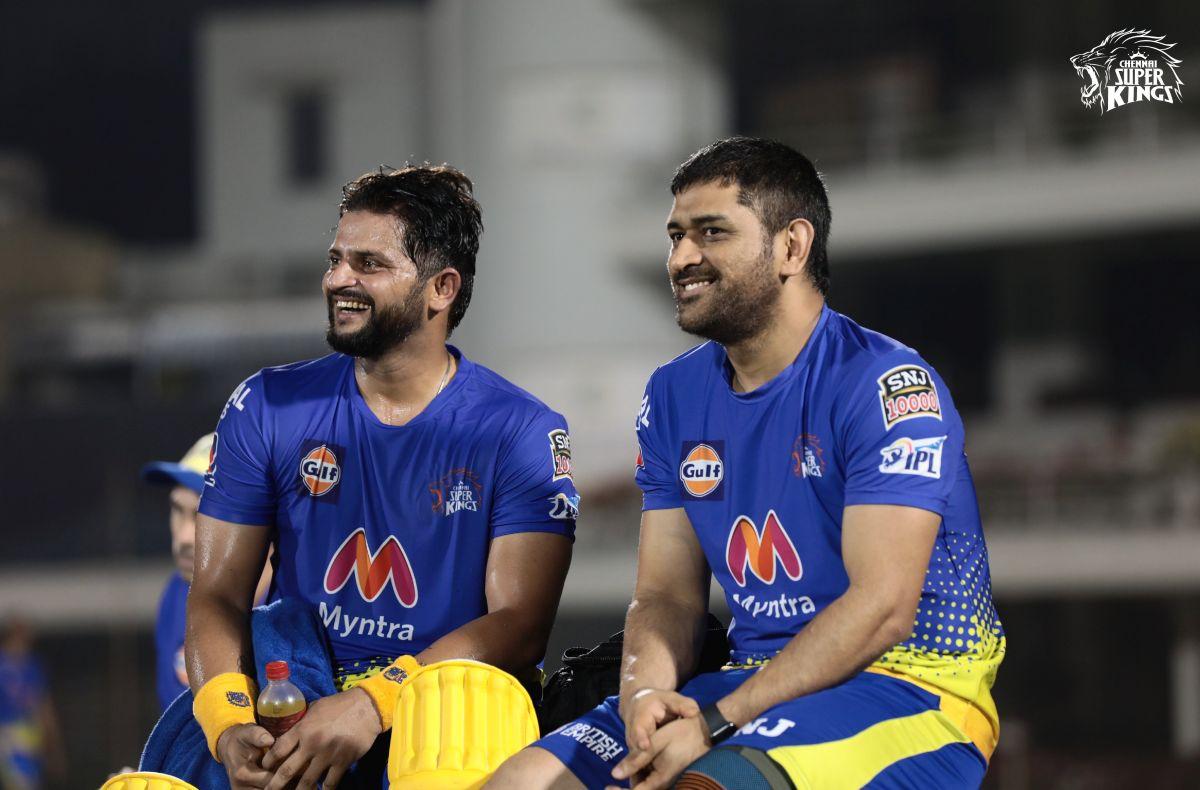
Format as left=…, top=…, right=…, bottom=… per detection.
left=353, top=332, right=454, bottom=426
left=725, top=289, right=824, bottom=393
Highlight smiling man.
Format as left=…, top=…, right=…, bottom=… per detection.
left=489, top=138, right=1005, bottom=789
left=186, top=165, right=577, bottom=789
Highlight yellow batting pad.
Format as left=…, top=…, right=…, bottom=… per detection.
left=387, top=660, right=540, bottom=790
left=99, top=771, right=200, bottom=790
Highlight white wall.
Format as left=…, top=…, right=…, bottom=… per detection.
left=200, top=6, right=426, bottom=263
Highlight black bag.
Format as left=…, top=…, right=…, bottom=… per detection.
left=538, top=613, right=729, bottom=733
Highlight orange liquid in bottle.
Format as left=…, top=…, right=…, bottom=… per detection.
left=257, top=660, right=307, bottom=737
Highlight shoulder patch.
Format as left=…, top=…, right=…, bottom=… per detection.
left=549, top=429, right=573, bottom=481
left=877, top=364, right=941, bottom=429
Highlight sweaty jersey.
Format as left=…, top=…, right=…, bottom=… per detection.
left=635, top=306, right=1005, bottom=728
left=199, top=346, right=579, bottom=661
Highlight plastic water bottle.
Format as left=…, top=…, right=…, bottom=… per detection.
left=257, top=660, right=307, bottom=737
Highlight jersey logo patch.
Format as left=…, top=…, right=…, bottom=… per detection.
left=679, top=441, right=725, bottom=500
left=428, top=469, right=482, bottom=517
left=879, top=436, right=946, bottom=479
left=877, top=364, right=942, bottom=429
left=548, top=492, right=580, bottom=520
left=725, top=510, right=803, bottom=586
left=299, top=441, right=343, bottom=498
left=791, top=434, right=826, bottom=479
left=204, top=433, right=219, bottom=488
left=323, top=528, right=418, bottom=607
left=549, top=429, right=573, bottom=481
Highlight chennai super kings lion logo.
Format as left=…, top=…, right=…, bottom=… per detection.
left=1070, top=29, right=1183, bottom=113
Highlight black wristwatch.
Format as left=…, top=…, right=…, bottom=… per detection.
left=700, top=703, right=738, bottom=745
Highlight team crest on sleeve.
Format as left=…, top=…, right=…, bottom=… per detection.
left=877, top=365, right=941, bottom=429
left=299, top=440, right=344, bottom=499
left=549, top=429, right=573, bottom=481
left=879, top=436, right=946, bottom=479
left=679, top=441, right=725, bottom=500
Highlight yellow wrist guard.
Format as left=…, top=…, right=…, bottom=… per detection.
left=352, top=655, right=422, bottom=731
left=192, top=673, right=258, bottom=760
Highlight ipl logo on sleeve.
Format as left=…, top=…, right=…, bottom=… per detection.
left=879, top=436, right=946, bottom=479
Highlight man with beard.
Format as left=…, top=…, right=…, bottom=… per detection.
left=488, top=138, right=1005, bottom=789
left=187, top=165, right=577, bottom=789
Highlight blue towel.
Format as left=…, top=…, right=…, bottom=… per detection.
left=139, top=598, right=340, bottom=789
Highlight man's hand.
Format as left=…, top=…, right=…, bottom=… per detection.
left=609, top=714, right=710, bottom=790
left=621, top=689, right=700, bottom=752
left=261, top=688, right=382, bottom=790
left=217, top=723, right=275, bottom=789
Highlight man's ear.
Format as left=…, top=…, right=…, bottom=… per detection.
left=780, top=218, right=814, bottom=280
left=428, top=268, right=462, bottom=314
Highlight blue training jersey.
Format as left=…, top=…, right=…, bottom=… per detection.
left=154, top=572, right=190, bottom=710
left=199, top=346, right=578, bottom=661
left=635, top=306, right=1004, bottom=724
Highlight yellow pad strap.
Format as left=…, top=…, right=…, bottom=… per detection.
left=353, top=655, right=422, bottom=731
left=192, top=673, right=258, bottom=760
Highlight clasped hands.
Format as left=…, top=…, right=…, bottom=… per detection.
left=609, top=689, right=714, bottom=790
left=217, top=687, right=382, bottom=790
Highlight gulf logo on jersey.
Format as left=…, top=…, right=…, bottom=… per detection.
left=323, top=528, right=418, bottom=607
left=679, top=441, right=725, bottom=499
left=300, top=445, right=341, bottom=496
left=725, top=510, right=803, bottom=586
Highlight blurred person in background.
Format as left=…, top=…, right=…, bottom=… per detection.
left=492, top=137, right=1005, bottom=789
left=0, top=617, right=65, bottom=789
left=142, top=434, right=272, bottom=712
left=187, top=164, right=576, bottom=789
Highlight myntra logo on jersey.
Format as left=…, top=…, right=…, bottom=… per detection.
left=725, top=510, right=803, bottom=586
left=679, top=441, right=725, bottom=500
left=323, top=528, right=418, bottom=606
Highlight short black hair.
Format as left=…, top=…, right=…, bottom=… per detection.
left=339, top=164, right=483, bottom=333
left=671, top=137, right=831, bottom=296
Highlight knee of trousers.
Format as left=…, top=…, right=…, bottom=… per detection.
left=674, top=745, right=796, bottom=790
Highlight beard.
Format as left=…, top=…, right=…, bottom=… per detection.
left=325, top=284, right=427, bottom=359
left=673, top=251, right=781, bottom=346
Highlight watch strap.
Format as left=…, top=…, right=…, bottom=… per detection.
left=700, top=703, right=738, bottom=745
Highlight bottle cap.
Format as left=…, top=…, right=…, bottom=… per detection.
left=265, top=660, right=290, bottom=681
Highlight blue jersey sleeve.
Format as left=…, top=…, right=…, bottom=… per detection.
left=198, top=373, right=276, bottom=526
left=490, top=410, right=578, bottom=540
left=635, top=372, right=683, bottom=511
left=838, top=351, right=963, bottom=516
